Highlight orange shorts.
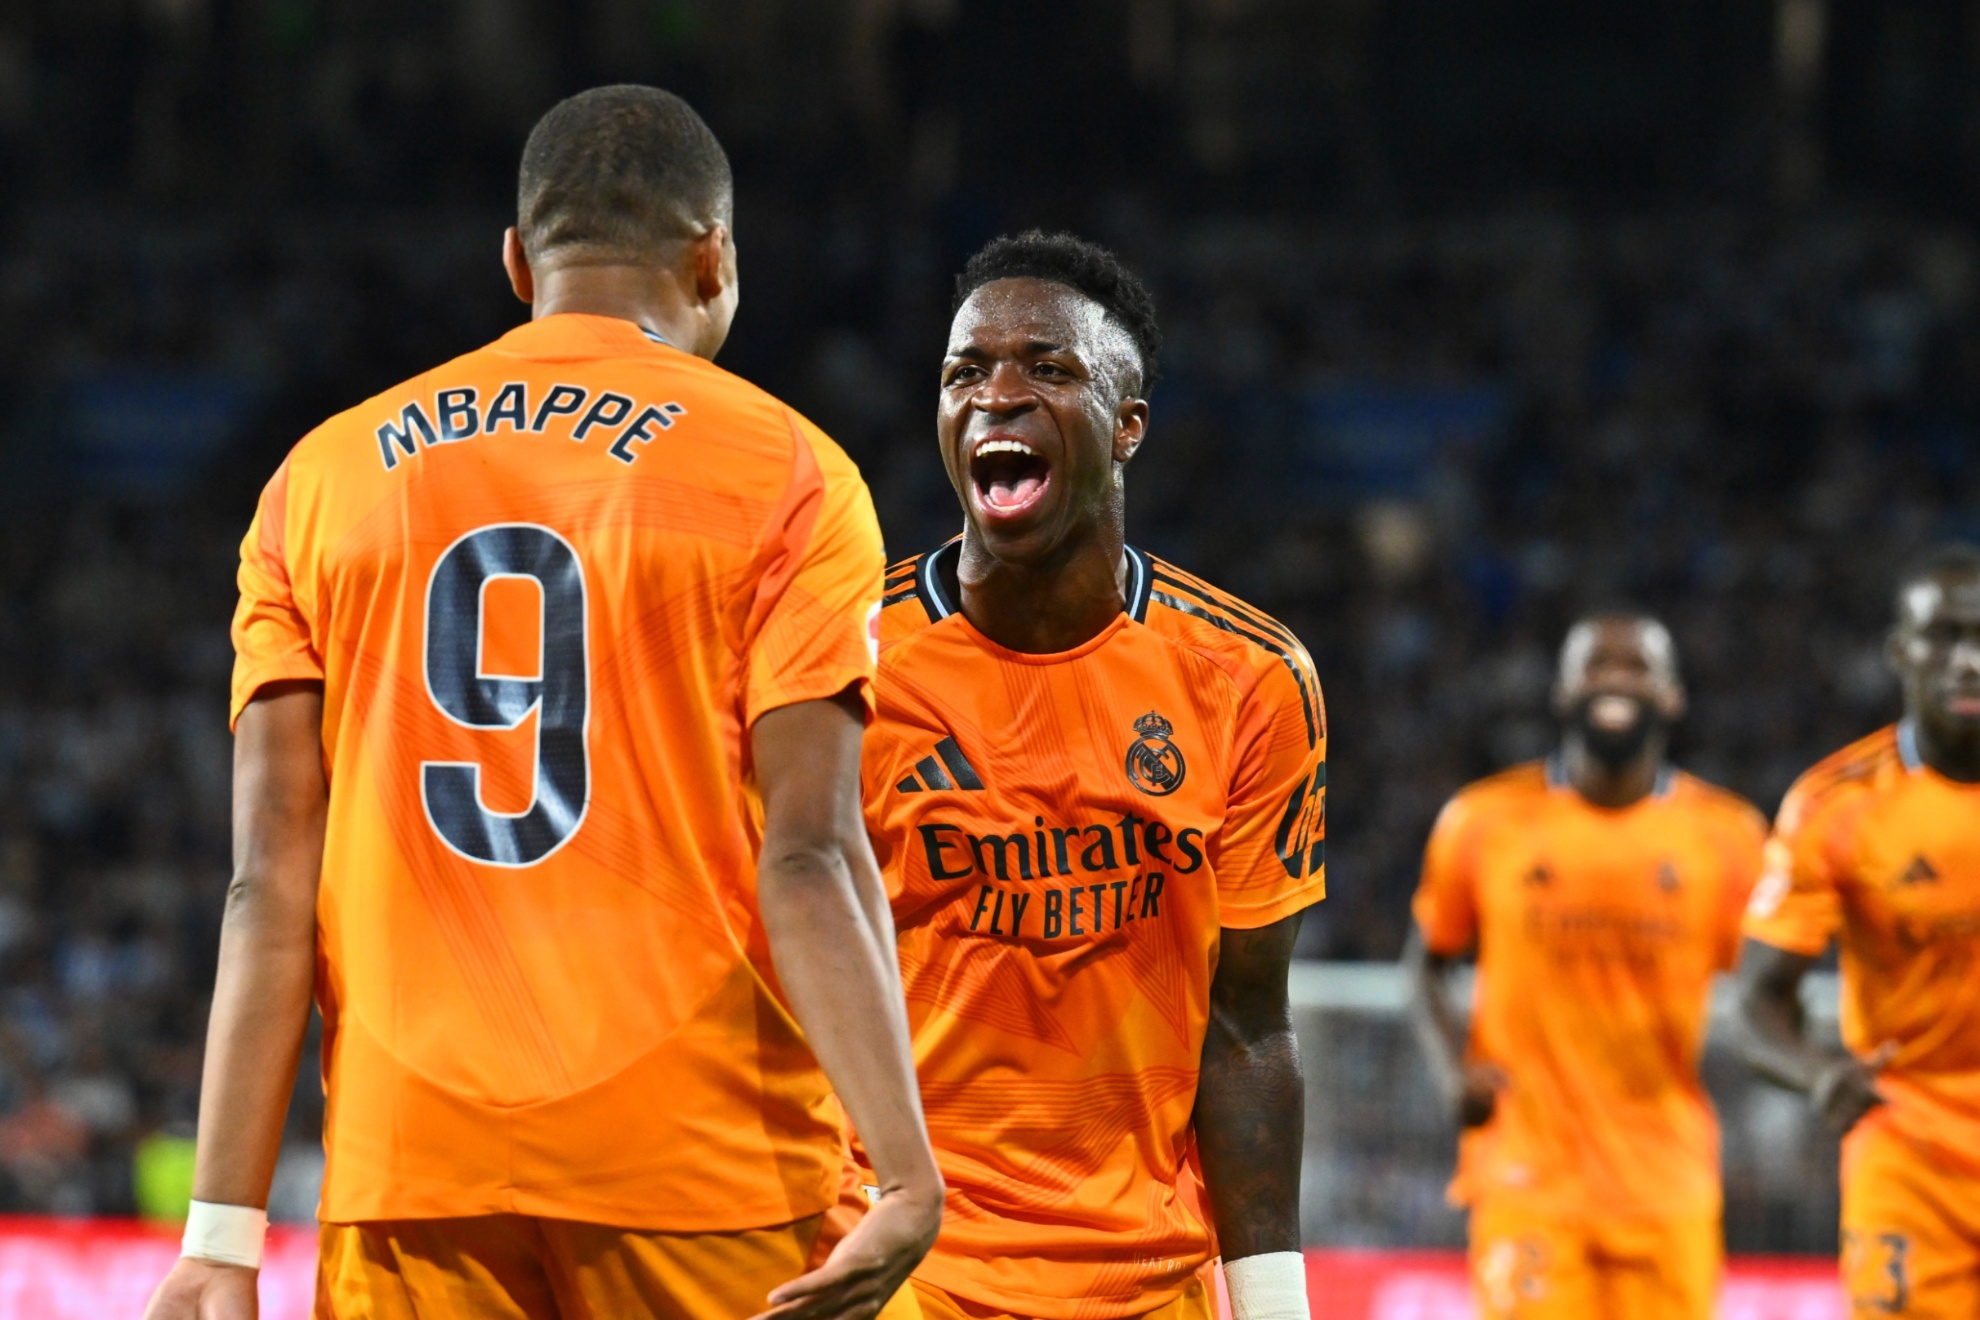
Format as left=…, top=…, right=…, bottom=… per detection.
left=821, top=1165, right=1213, bottom=1320
left=1467, top=1200, right=1719, bottom=1320
left=1841, top=1111, right=1980, bottom=1319
left=315, top=1212, right=917, bottom=1319
left=906, top=1276, right=1212, bottom=1320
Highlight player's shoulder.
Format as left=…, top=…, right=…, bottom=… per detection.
left=294, top=324, right=841, bottom=478
left=1447, top=762, right=1552, bottom=814
left=285, top=339, right=498, bottom=473
left=1140, top=550, right=1323, bottom=717
left=594, top=339, right=854, bottom=479
left=1777, top=725, right=1902, bottom=834
left=1669, top=770, right=1769, bottom=838
left=875, top=543, right=951, bottom=656
left=1140, top=552, right=1309, bottom=671
left=1423, top=763, right=1546, bottom=848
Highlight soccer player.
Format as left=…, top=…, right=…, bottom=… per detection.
left=142, top=86, right=941, bottom=1320
left=1407, top=615, right=1767, bottom=1320
left=1735, top=545, right=1980, bottom=1318
left=843, top=231, right=1326, bottom=1320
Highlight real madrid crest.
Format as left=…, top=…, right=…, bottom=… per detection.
left=1125, top=711, right=1186, bottom=796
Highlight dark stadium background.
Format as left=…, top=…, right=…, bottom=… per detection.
left=0, top=0, right=1970, bottom=1258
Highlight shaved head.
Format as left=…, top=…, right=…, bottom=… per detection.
left=517, top=85, right=732, bottom=266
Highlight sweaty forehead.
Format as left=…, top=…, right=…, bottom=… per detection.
left=1902, top=572, right=1980, bottom=625
left=948, top=278, right=1138, bottom=380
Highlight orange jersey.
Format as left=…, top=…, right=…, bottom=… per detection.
left=1743, top=723, right=1980, bottom=1171
left=857, top=543, right=1327, bottom=1320
left=1413, top=762, right=1766, bottom=1219
left=230, top=313, right=885, bottom=1229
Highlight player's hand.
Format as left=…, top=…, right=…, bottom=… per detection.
left=142, top=1257, right=258, bottom=1320
left=751, top=1184, right=943, bottom=1320
left=1457, top=1061, right=1509, bottom=1128
left=1812, top=1042, right=1896, bottom=1133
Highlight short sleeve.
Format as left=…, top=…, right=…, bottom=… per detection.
left=741, top=418, right=886, bottom=728
left=1741, top=778, right=1845, bottom=958
left=1413, top=793, right=1481, bottom=955
left=1211, top=657, right=1327, bottom=930
left=229, top=461, right=323, bottom=730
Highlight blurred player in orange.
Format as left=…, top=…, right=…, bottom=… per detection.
left=1407, top=614, right=1767, bottom=1320
left=839, top=232, right=1325, bottom=1320
left=1735, top=545, right=1980, bottom=1319
left=142, top=86, right=941, bottom=1320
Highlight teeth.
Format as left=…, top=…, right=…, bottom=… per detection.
left=975, top=439, right=1036, bottom=458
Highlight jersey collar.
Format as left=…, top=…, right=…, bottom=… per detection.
left=915, top=540, right=1152, bottom=624
left=1897, top=718, right=1924, bottom=773
left=1545, top=752, right=1676, bottom=800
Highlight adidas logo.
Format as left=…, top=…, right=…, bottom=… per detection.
left=896, top=737, right=984, bottom=793
left=1894, top=855, right=1940, bottom=887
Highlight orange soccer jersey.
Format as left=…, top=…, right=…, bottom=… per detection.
left=1743, top=723, right=1980, bottom=1172
left=230, top=313, right=885, bottom=1230
left=1413, top=762, right=1766, bottom=1221
left=855, top=542, right=1327, bottom=1320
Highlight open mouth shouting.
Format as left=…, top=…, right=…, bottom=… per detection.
left=968, top=435, right=1054, bottom=525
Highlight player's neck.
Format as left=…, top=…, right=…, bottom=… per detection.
left=1560, top=737, right=1664, bottom=809
left=529, top=265, right=716, bottom=359
left=1911, top=716, right=1980, bottom=783
left=956, top=525, right=1129, bottom=654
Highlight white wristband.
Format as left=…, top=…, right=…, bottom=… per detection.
left=1225, top=1251, right=1309, bottom=1320
left=181, top=1200, right=268, bottom=1269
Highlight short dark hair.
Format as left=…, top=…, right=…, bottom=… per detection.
left=953, top=230, right=1162, bottom=394
left=517, top=85, right=732, bottom=262
left=1896, top=542, right=1980, bottom=614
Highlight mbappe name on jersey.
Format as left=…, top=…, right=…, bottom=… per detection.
left=374, top=382, right=688, bottom=471
left=918, top=811, right=1205, bottom=943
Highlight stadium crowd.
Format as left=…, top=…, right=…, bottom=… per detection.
left=1, top=0, right=1973, bottom=1253
left=0, top=198, right=1963, bottom=1239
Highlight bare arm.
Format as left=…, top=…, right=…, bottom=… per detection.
left=1403, top=928, right=1502, bottom=1128
left=751, top=691, right=942, bottom=1320
left=1194, top=912, right=1305, bottom=1262
left=1731, top=936, right=1887, bottom=1131
left=146, top=681, right=328, bottom=1319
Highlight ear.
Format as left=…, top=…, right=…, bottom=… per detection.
left=1660, top=682, right=1689, bottom=722
left=1886, top=627, right=1911, bottom=676
left=1113, top=396, right=1150, bottom=465
left=502, top=228, right=534, bottom=305
left=691, top=224, right=732, bottom=305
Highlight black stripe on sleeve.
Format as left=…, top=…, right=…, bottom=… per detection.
left=1151, top=570, right=1301, bottom=649
left=1149, top=589, right=1320, bottom=748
